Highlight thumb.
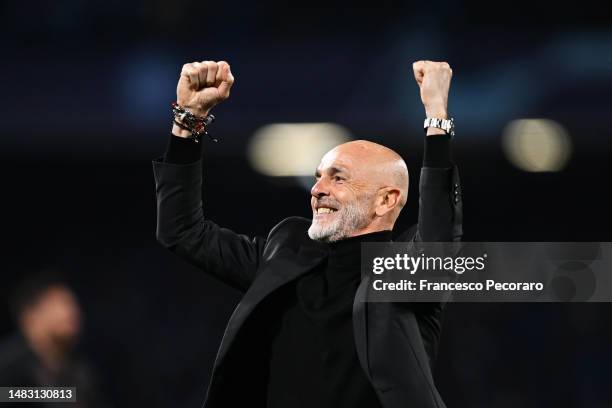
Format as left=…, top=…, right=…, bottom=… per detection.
left=217, top=63, right=235, bottom=99
left=413, top=61, right=425, bottom=86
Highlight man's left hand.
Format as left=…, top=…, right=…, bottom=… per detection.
left=412, top=60, right=453, bottom=120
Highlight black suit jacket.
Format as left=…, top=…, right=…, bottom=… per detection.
left=152, top=158, right=462, bottom=408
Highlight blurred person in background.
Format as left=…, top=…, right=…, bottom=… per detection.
left=0, top=271, right=110, bottom=407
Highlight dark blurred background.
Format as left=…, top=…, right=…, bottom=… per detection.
left=1, top=0, right=611, bottom=407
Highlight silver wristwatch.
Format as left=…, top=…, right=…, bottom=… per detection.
left=423, top=117, right=455, bottom=137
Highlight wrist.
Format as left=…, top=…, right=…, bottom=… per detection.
left=426, top=127, right=447, bottom=136
left=425, top=108, right=448, bottom=119
left=176, top=100, right=210, bottom=118
left=423, top=117, right=455, bottom=138
left=424, top=98, right=448, bottom=118
left=171, top=101, right=217, bottom=142
left=424, top=106, right=449, bottom=135
left=187, top=108, right=210, bottom=117
left=171, top=123, right=193, bottom=138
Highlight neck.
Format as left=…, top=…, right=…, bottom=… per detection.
left=331, top=229, right=393, bottom=246
left=327, top=230, right=392, bottom=269
left=347, top=221, right=395, bottom=238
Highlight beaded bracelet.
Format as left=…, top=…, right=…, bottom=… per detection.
left=171, top=102, right=217, bottom=143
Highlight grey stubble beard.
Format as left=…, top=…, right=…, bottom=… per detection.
left=308, top=195, right=373, bottom=243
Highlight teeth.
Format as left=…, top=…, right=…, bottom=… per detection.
left=317, top=208, right=336, bottom=214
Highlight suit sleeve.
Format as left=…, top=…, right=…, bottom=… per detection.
left=415, top=135, right=463, bottom=242
left=152, top=155, right=265, bottom=293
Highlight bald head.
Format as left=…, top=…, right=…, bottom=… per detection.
left=308, top=140, right=409, bottom=243
left=330, top=140, right=409, bottom=208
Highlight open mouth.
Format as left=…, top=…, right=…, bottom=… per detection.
left=315, top=207, right=338, bottom=214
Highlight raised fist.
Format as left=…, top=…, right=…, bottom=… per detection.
left=412, top=60, right=452, bottom=119
left=177, top=60, right=235, bottom=117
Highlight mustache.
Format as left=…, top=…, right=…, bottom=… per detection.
left=314, top=198, right=341, bottom=209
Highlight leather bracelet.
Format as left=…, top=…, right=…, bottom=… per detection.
left=172, top=120, right=210, bottom=143
left=171, top=102, right=218, bottom=142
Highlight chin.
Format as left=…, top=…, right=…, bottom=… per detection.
left=308, top=222, right=345, bottom=243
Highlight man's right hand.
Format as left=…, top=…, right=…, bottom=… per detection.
left=173, top=60, right=235, bottom=137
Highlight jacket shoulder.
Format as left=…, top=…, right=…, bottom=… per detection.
left=263, top=216, right=312, bottom=258
left=268, top=216, right=310, bottom=240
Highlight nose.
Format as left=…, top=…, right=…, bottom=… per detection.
left=311, top=177, right=329, bottom=198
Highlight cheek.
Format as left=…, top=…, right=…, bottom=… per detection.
left=335, top=185, right=362, bottom=205
left=330, top=188, right=349, bottom=206
left=353, top=191, right=377, bottom=212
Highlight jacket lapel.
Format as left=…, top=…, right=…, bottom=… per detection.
left=353, top=272, right=373, bottom=381
left=213, top=243, right=328, bottom=369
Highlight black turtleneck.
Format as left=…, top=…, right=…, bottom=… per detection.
left=266, top=230, right=392, bottom=408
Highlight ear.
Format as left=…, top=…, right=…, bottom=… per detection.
left=375, top=187, right=401, bottom=217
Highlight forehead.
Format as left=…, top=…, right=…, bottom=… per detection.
left=317, top=148, right=360, bottom=172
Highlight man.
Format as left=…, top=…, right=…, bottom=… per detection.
left=153, top=59, right=462, bottom=408
left=0, top=272, right=109, bottom=408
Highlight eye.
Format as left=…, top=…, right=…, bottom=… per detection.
left=333, top=175, right=345, bottom=182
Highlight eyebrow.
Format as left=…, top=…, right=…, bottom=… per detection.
left=314, top=166, right=348, bottom=178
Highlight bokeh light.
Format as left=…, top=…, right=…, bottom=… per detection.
left=248, top=123, right=352, bottom=177
left=502, top=119, right=572, bottom=172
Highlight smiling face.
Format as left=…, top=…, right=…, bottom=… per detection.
left=308, top=156, right=375, bottom=243
left=308, top=140, right=409, bottom=243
